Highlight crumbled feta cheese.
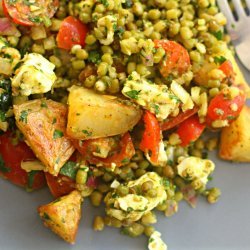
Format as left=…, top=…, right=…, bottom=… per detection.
left=122, top=72, right=180, bottom=120
left=105, top=172, right=167, bottom=222
left=12, top=53, right=56, bottom=96
left=170, top=81, right=194, bottom=111
left=148, top=231, right=167, bottom=250
left=117, top=194, right=148, bottom=211
left=96, top=15, right=117, bottom=45
left=177, top=156, right=215, bottom=187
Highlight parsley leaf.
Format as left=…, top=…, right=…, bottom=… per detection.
left=53, top=129, right=64, bottom=139
left=125, top=90, right=141, bottom=100
left=59, top=161, right=79, bottom=179
left=214, top=56, right=226, bottom=65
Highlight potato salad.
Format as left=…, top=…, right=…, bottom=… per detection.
left=0, top=0, right=249, bottom=249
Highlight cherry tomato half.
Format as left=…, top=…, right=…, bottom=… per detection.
left=161, top=107, right=199, bottom=131
left=2, top=0, right=59, bottom=26
left=56, top=16, right=88, bottom=50
left=0, top=131, right=46, bottom=190
left=140, top=111, right=161, bottom=164
left=176, top=115, right=205, bottom=147
left=206, top=88, right=246, bottom=126
left=154, top=39, right=191, bottom=78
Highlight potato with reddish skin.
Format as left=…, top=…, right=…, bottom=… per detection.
left=38, top=190, right=82, bottom=244
left=13, top=99, right=75, bottom=176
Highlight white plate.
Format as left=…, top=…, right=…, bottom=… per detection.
left=0, top=62, right=249, bottom=250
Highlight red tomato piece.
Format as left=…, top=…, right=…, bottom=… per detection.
left=219, top=60, right=234, bottom=79
left=140, top=111, right=161, bottom=164
left=73, top=132, right=135, bottom=168
left=154, top=39, right=191, bottom=78
left=161, top=106, right=199, bottom=131
left=56, top=16, right=88, bottom=50
left=206, top=88, right=246, bottom=126
left=176, top=115, right=205, bottom=147
left=2, top=0, right=59, bottom=26
left=45, top=172, right=75, bottom=198
left=0, top=131, right=46, bottom=190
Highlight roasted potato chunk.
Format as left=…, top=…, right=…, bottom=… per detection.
left=13, top=99, right=75, bottom=176
left=67, top=86, right=142, bottom=140
left=38, top=190, right=82, bottom=244
left=219, top=105, right=250, bottom=162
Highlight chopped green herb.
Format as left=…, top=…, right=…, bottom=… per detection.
left=60, top=161, right=79, bottom=180
left=29, top=16, right=42, bottom=24
left=27, top=170, right=39, bottom=189
left=127, top=207, right=134, bottom=212
left=214, top=56, right=227, bottom=65
left=208, top=175, right=213, bottom=181
left=0, top=111, right=6, bottom=122
left=227, top=115, right=236, bottom=120
left=0, top=155, right=10, bottom=173
left=19, top=110, right=29, bottom=123
left=52, top=118, right=57, bottom=124
left=42, top=213, right=51, bottom=220
left=121, top=158, right=130, bottom=164
left=127, top=75, right=133, bottom=80
left=114, top=26, right=125, bottom=38
left=7, top=0, right=17, bottom=4
left=53, top=129, right=64, bottom=139
left=212, top=30, right=223, bottom=40
left=125, top=90, right=141, bottom=100
left=23, top=0, right=33, bottom=6
left=167, top=159, right=174, bottom=166
left=88, top=51, right=101, bottom=64
left=82, top=130, right=92, bottom=137
left=169, top=94, right=181, bottom=103
left=161, top=177, right=170, bottom=188
left=111, top=193, right=119, bottom=198
left=40, top=101, right=48, bottom=108
left=151, top=103, right=160, bottom=115
left=122, top=0, right=133, bottom=8
left=149, top=238, right=154, bottom=243
left=99, top=0, right=109, bottom=7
